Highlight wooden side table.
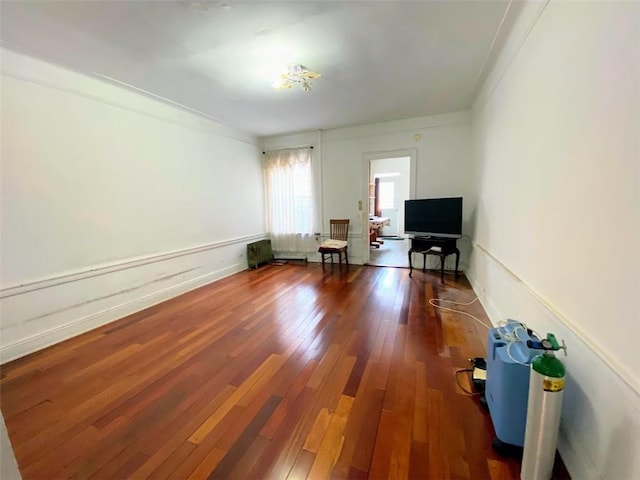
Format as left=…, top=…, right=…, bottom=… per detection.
left=408, top=236, right=460, bottom=281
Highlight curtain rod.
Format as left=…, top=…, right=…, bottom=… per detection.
left=262, top=145, right=314, bottom=154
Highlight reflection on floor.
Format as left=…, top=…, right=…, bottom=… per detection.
left=369, top=237, right=409, bottom=267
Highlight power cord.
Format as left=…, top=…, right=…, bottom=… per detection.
left=429, top=298, right=538, bottom=393
left=455, top=358, right=486, bottom=397
left=428, top=296, right=490, bottom=330
left=455, top=369, right=480, bottom=396
left=428, top=296, right=491, bottom=398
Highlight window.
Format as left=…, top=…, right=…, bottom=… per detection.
left=378, top=181, right=395, bottom=209
left=263, top=148, right=316, bottom=252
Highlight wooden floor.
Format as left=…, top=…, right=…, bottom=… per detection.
left=1, top=264, right=542, bottom=479
left=369, top=238, right=409, bottom=268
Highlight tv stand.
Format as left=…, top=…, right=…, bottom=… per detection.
left=408, top=236, right=460, bottom=281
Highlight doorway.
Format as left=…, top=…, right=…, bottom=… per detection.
left=364, top=152, right=415, bottom=267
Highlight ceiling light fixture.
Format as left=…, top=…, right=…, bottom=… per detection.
left=272, top=64, right=321, bottom=92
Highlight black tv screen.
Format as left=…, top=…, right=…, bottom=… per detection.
left=404, top=197, right=463, bottom=238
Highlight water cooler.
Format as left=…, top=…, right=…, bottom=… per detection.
left=486, top=320, right=539, bottom=449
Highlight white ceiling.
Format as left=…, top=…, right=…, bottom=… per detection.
left=0, top=1, right=522, bottom=137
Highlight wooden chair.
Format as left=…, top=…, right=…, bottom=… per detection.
left=318, top=219, right=349, bottom=269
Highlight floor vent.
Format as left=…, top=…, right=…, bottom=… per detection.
left=274, top=255, right=308, bottom=265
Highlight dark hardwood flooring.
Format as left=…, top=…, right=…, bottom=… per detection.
left=0, top=264, right=558, bottom=479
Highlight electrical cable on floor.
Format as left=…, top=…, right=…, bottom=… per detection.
left=428, top=296, right=490, bottom=330
left=455, top=368, right=482, bottom=396
left=430, top=297, right=491, bottom=396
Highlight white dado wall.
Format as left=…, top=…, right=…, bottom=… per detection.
left=469, top=2, right=639, bottom=479
left=0, top=48, right=266, bottom=363
left=261, top=112, right=474, bottom=267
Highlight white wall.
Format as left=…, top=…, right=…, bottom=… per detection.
left=0, top=48, right=266, bottom=362
left=261, top=112, right=474, bottom=267
left=469, top=2, right=640, bottom=479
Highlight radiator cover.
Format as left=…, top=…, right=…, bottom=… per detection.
left=247, top=239, right=274, bottom=269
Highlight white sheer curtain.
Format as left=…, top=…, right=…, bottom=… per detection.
left=263, top=147, right=317, bottom=253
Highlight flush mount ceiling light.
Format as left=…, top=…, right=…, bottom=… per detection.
left=272, top=64, right=321, bottom=92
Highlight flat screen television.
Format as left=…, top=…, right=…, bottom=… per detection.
left=404, top=197, right=463, bottom=238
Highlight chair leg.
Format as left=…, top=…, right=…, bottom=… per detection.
left=345, top=248, right=348, bottom=266
left=321, top=253, right=325, bottom=269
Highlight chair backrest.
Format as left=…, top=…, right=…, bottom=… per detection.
left=329, top=219, right=349, bottom=241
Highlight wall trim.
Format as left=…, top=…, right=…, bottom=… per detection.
left=323, top=119, right=470, bottom=145
left=0, top=51, right=257, bottom=146
left=473, top=0, right=550, bottom=112
left=1, top=233, right=268, bottom=299
left=0, top=262, right=246, bottom=364
left=259, top=129, right=322, bottom=143
left=321, top=111, right=471, bottom=145
left=467, top=240, right=640, bottom=397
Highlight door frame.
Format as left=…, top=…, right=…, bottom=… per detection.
left=361, top=149, right=417, bottom=265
